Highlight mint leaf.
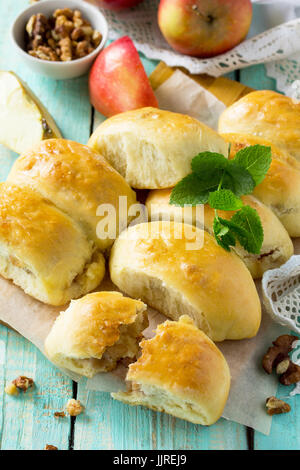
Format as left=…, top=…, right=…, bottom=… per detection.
left=208, top=189, right=243, bottom=211
left=191, top=152, right=228, bottom=174
left=217, top=216, right=249, bottom=240
left=231, top=205, right=264, bottom=254
left=213, top=218, right=236, bottom=251
left=234, top=145, right=272, bottom=185
left=170, top=174, right=210, bottom=206
left=191, top=152, right=228, bottom=190
left=223, top=161, right=255, bottom=196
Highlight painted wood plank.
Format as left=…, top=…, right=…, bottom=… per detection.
left=74, top=387, right=247, bottom=450
left=254, top=384, right=300, bottom=450
left=0, top=0, right=92, bottom=450
left=0, top=0, right=281, bottom=451
left=239, top=64, right=277, bottom=91
left=0, top=325, right=72, bottom=450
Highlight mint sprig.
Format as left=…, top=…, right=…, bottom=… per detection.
left=170, top=145, right=271, bottom=254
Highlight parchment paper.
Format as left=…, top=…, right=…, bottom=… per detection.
left=0, top=73, right=296, bottom=435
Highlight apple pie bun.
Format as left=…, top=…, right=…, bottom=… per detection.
left=7, top=139, right=136, bottom=251
left=220, top=133, right=300, bottom=238
left=112, top=316, right=231, bottom=425
left=44, top=292, right=148, bottom=378
left=0, top=183, right=105, bottom=306
left=146, top=190, right=293, bottom=279
left=109, top=221, right=261, bottom=342
left=218, top=90, right=300, bottom=161
left=88, top=107, right=228, bottom=189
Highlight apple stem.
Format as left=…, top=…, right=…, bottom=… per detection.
left=191, top=4, right=214, bottom=23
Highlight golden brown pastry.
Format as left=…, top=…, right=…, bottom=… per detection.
left=146, top=189, right=293, bottom=279
left=88, top=107, right=228, bottom=189
left=7, top=139, right=137, bottom=250
left=112, top=316, right=231, bottom=425
left=45, top=292, right=148, bottom=377
left=0, top=183, right=105, bottom=305
left=218, top=90, right=300, bottom=161
left=109, top=221, right=261, bottom=341
left=220, top=133, right=300, bottom=237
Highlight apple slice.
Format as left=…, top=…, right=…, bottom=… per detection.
left=0, top=71, right=61, bottom=154
left=89, top=36, right=158, bottom=117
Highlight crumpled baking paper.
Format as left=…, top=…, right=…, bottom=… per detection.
left=0, top=74, right=295, bottom=435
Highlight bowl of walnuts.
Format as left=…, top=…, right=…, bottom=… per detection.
left=11, top=0, right=108, bottom=80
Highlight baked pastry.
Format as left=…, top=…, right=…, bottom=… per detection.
left=0, top=183, right=105, bottom=305
left=109, top=221, right=261, bottom=341
left=88, top=107, right=228, bottom=189
left=112, top=316, right=231, bottom=425
left=218, top=90, right=300, bottom=161
left=7, top=139, right=137, bottom=250
left=45, top=292, right=148, bottom=377
left=221, top=133, right=300, bottom=237
left=146, top=190, right=293, bottom=279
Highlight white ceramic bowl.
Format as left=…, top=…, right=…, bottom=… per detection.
left=11, top=0, right=108, bottom=80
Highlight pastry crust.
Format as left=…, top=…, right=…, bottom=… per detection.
left=0, top=183, right=105, bottom=305
left=88, top=107, right=228, bottom=189
left=109, top=221, right=261, bottom=342
left=146, top=189, right=293, bottom=279
left=220, top=133, right=300, bottom=237
left=45, top=292, right=148, bottom=377
left=7, top=139, right=137, bottom=250
left=112, top=316, right=231, bottom=425
left=218, top=90, right=300, bottom=161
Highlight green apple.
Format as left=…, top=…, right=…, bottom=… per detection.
left=0, top=71, right=61, bottom=154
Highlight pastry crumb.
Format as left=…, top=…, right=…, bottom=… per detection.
left=5, top=382, right=19, bottom=396
left=66, top=398, right=83, bottom=416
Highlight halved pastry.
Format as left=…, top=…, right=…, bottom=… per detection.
left=0, top=183, right=105, bottom=305
left=112, top=316, right=231, bottom=425
left=220, top=133, right=300, bottom=237
left=146, top=190, right=293, bottom=279
left=7, top=139, right=136, bottom=250
left=109, top=221, right=261, bottom=342
left=44, top=292, right=148, bottom=378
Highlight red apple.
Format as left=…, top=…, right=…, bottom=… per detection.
left=158, top=0, right=253, bottom=58
left=94, top=0, right=143, bottom=10
left=89, top=36, right=158, bottom=117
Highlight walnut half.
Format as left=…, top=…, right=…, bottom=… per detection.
left=44, top=444, right=58, bottom=450
left=266, top=396, right=291, bottom=416
left=12, top=376, right=34, bottom=392
left=262, top=335, right=298, bottom=374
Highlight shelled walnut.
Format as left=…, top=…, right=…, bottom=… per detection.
left=266, top=396, right=291, bottom=416
left=12, top=376, right=34, bottom=392
left=25, top=9, right=102, bottom=62
left=262, top=334, right=300, bottom=386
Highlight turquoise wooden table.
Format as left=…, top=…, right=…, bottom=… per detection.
left=0, top=0, right=299, bottom=451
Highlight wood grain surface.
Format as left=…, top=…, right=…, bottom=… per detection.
left=0, top=0, right=299, bottom=451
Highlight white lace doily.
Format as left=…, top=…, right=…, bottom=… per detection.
left=262, top=256, right=300, bottom=334
left=85, top=0, right=300, bottom=90
left=262, top=256, right=300, bottom=395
